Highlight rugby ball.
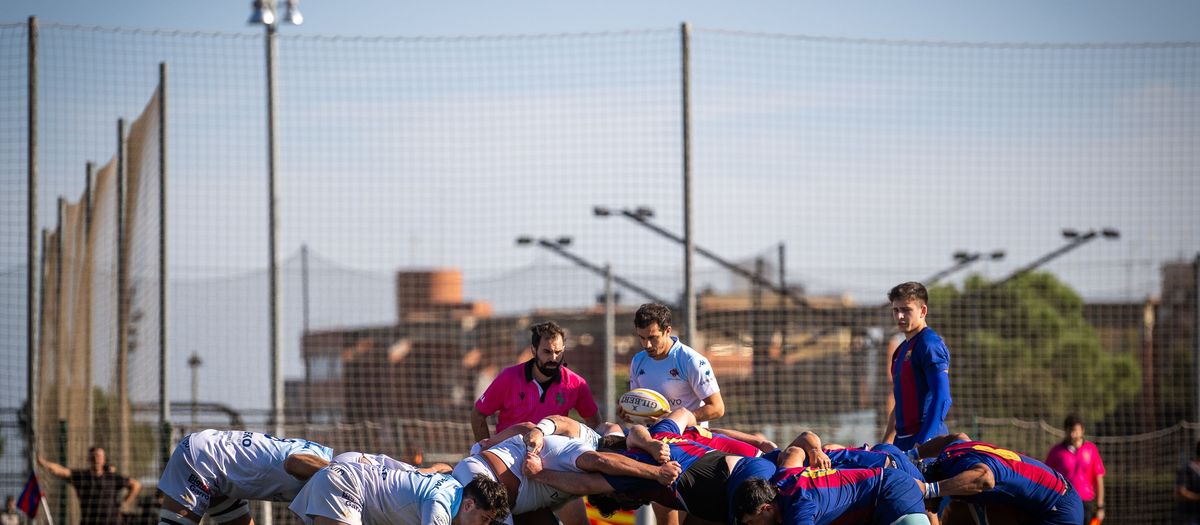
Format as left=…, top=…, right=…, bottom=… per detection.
left=619, top=388, right=670, bottom=425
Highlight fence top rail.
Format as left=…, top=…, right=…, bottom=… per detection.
left=8, top=20, right=1199, bottom=48
left=977, top=417, right=1200, bottom=443
left=696, top=26, right=1200, bottom=49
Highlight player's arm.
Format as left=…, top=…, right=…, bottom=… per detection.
left=1177, top=483, right=1200, bottom=502
left=775, top=446, right=809, bottom=469
left=417, top=463, right=454, bottom=474
left=883, top=408, right=897, bottom=444
left=709, top=426, right=776, bottom=453
left=925, top=463, right=994, bottom=499
left=692, top=392, right=725, bottom=423
left=478, top=421, right=536, bottom=451
left=523, top=457, right=618, bottom=496
left=915, top=342, right=952, bottom=445
left=470, top=407, right=493, bottom=442
left=576, top=451, right=681, bottom=486
left=583, top=412, right=603, bottom=429
left=915, top=433, right=970, bottom=460
left=35, top=455, right=72, bottom=480
left=626, top=425, right=670, bottom=464
left=787, top=432, right=830, bottom=470
left=284, top=453, right=330, bottom=480
left=122, top=476, right=141, bottom=508
left=1095, top=474, right=1105, bottom=521
left=524, top=416, right=585, bottom=454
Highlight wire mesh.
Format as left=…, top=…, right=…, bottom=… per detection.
left=0, top=20, right=1196, bottom=524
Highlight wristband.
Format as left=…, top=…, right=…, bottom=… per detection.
left=534, top=418, right=557, bottom=437
left=924, top=482, right=940, bottom=500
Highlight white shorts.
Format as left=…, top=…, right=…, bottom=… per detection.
left=158, top=435, right=216, bottom=515
left=288, top=463, right=364, bottom=525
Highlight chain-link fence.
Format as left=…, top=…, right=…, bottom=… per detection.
left=1, top=20, right=1198, bottom=524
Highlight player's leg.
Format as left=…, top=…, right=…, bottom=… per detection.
left=206, top=496, right=252, bottom=525
left=157, top=437, right=211, bottom=525
left=652, top=503, right=680, bottom=525
left=158, top=494, right=201, bottom=525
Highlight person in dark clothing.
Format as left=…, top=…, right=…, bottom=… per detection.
left=38, top=446, right=140, bottom=524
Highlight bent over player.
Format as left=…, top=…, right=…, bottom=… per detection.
left=289, top=462, right=509, bottom=525
left=156, top=429, right=333, bottom=525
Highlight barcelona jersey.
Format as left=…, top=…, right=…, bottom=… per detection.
left=890, top=327, right=952, bottom=447
left=601, top=419, right=717, bottom=510
left=927, top=440, right=1082, bottom=523
left=773, top=467, right=925, bottom=525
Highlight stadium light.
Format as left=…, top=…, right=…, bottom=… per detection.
left=593, top=205, right=809, bottom=308
left=993, top=228, right=1120, bottom=287
left=248, top=0, right=303, bottom=27
left=515, top=235, right=672, bottom=306
left=925, top=249, right=1006, bottom=285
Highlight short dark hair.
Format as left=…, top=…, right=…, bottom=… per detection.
left=634, top=303, right=671, bottom=330
left=888, top=282, right=928, bottom=305
left=462, top=474, right=510, bottom=522
left=1063, top=413, right=1084, bottom=431
left=530, top=321, right=566, bottom=349
left=587, top=494, right=642, bottom=518
left=732, top=478, right=778, bottom=524
left=597, top=435, right=628, bottom=451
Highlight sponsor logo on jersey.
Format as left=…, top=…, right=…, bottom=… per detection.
left=556, top=392, right=564, bottom=405
left=432, top=509, right=450, bottom=525
left=339, top=491, right=363, bottom=513
left=638, top=370, right=646, bottom=375
left=187, top=473, right=211, bottom=494
left=669, top=368, right=679, bottom=378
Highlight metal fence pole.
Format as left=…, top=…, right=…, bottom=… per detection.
left=604, top=264, right=616, bottom=423
left=117, top=118, right=131, bottom=471
left=159, top=61, right=172, bottom=469
left=1194, top=253, right=1199, bottom=439
left=265, top=20, right=282, bottom=525
left=680, top=22, right=696, bottom=343
left=26, top=14, right=39, bottom=473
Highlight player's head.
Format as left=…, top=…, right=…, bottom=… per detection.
left=597, top=434, right=628, bottom=452
left=732, top=478, right=780, bottom=525
left=5, top=496, right=14, bottom=511
left=634, top=303, right=673, bottom=356
left=459, top=474, right=510, bottom=525
left=888, top=282, right=928, bottom=335
left=1063, top=413, right=1084, bottom=446
left=529, top=321, right=566, bottom=378
left=587, top=492, right=644, bottom=518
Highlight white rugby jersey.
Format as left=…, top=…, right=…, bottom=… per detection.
left=629, top=337, right=720, bottom=426
left=334, top=451, right=418, bottom=472
left=187, top=429, right=333, bottom=502
left=292, top=461, right=461, bottom=525
left=477, top=435, right=591, bottom=515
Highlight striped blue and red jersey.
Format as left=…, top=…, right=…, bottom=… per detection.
left=928, top=440, right=1070, bottom=516
left=772, top=467, right=923, bottom=525
left=890, top=327, right=952, bottom=446
left=601, top=419, right=717, bottom=509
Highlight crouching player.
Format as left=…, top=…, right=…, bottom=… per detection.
left=919, top=435, right=1083, bottom=525
left=290, top=461, right=509, bottom=525
left=157, top=429, right=333, bottom=525
left=733, top=445, right=931, bottom=525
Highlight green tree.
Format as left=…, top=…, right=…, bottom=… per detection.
left=930, top=272, right=1140, bottom=424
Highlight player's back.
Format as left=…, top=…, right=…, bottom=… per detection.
left=933, top=441, right=1067, bottom=515
left=682, top=426, right=761, bottom=457
left=357, top=462, right=461, bottom=525
left=193, top=429, right=333, bottom=501
left=775, top=467, right=884, bottom=525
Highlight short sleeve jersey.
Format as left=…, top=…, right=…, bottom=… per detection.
left=682, top=426, right=762, bottom=457
left=773, top=467, right=886, bottom=525
left=928, top=441, right=1068, bottom=516
left=326, top=461, right=462, bottom=525
left=475, top=360, right=599, bottom=433
left=629, top=337, right=719, bottom=423
left=890, top=327, right=952, bottom=440
left=601, top=419, right=717, bottom=510
left=189, top=429, right=334, bottom=502
left=68, top=469, right=130, bottom=524
left=471, top=434, right=591, bottom=514
left=1044, top=441, right=1105, bottom=502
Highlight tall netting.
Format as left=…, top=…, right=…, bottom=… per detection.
left=0, top=19, right=1197, bottom=524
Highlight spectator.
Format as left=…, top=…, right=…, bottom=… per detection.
left=1, top=496, right=26, bottom=525
left=37, top=446, right=140, bottom=525
left=1046, top=413, right=1106, bottom=523
left=1177, top=440, right=1200, bottom=525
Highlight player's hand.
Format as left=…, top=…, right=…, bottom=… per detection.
left=648, top=439, right=670, bottom=464
left=617, top=406, right=634, bottom=425
left=476, top=437, right=495, bottom=450
left=522, top=451, right=544, bottom=478
left=758, top=440, right=779, bottom=454
left=807, top=448, right=831, bottom=470
left=654, top=461, right=682, bottom=485
left=1096, top=508, right=1105, bottom=523
left=525, top=429, right=545, bottom=455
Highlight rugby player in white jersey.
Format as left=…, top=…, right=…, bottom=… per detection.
left=156, top=429, right=334, bottom=525
left=290, top=462, right=509, bottom=525
left=452, top=430, right=680, bottom=525
left=332, top=452, right=453, bottom=475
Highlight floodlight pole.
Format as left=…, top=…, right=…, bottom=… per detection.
left=993, top=229, right=1118, bottom=287
left=680, top=22, right=696, bottom=341
left=518, top=237, right=673, bottom=307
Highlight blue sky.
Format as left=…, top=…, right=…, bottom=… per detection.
left=4, top=0, right=1200, bottom=43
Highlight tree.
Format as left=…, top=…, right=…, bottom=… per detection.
left=930, top=272, right=1140, bottom=424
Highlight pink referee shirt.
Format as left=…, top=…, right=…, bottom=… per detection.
left=475, top=360, right=599, bottom=433
left=1045, top=441, right=1105, bottom=502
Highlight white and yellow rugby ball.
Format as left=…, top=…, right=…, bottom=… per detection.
left=619, top=388, right=671, bottom=425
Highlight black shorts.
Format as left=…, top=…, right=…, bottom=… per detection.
left=677, top=452, right=732, bottom=522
